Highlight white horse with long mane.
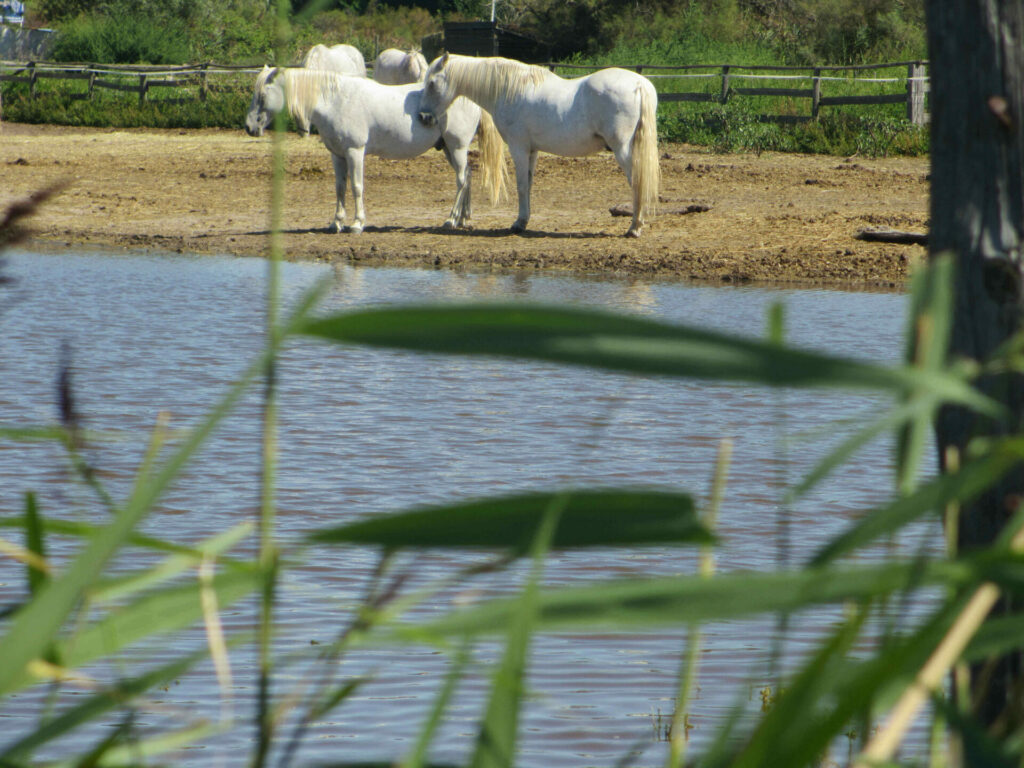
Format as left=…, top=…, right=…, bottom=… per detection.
left=295, top=43, right=368, bottom=137
left=245, top=66, right=507, bottom=234
left=418, top=53, right=660, bottom=237
left=373, top=48, right=428, bottom=84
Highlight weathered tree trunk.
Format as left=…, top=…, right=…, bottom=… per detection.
left=928, top=1, right=1024, bottom=727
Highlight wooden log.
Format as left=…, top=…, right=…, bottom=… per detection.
left=854, top=227, right=928, bottom=245
left=610, top=203, right=710, bottom=217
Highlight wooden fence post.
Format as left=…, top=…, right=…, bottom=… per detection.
left=811, top=67, right=822, bottom=118
left=88, top=65, right=96, bottom=100
left=907, top=61, right=927, bottom=125
left=200, top=63, right=208, bottom=102
left=139, top=73, right=147, bottom=105
left=720, top=64, right=730, bottom=103
left=28, top=61, right=36, bottom=99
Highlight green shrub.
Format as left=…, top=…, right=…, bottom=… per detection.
left=51, top=10, right=190, bottom=64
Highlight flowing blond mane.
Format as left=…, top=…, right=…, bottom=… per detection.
left=270, top=68, right=347, bottom=125
left=443, top=54, right=551, bottom=104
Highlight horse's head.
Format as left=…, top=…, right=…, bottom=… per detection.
left=245, top=66, right=284, bottom=138
left=418, top=53, right=454, bottom=126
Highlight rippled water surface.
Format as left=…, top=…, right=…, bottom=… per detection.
left=0, top=250, right=939, bottom=765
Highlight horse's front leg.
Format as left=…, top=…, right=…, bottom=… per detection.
left=509, top=148, right=537, bottom=234
left=443, top=144, right=472, bottom=229
left=346, top=147, right=366, bottom=234
left=329, top=153, right=348, bottom=233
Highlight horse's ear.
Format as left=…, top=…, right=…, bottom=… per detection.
left=440, top=52, right=449, bottom=67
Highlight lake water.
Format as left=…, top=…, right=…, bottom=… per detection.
left=0, top=249, right=939, bottom=766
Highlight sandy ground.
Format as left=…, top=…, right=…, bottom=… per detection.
left=0, top=122, right=930, bottom=287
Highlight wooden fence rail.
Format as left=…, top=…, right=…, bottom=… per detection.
left=0, top=58, right=930, bottom=124
left=551, top=60, right=930, bottom=125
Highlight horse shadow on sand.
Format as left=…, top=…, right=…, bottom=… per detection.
left=238, top=225, right=614, bottom=240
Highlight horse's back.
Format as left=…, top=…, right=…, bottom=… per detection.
left=304, top=43, right=367, bottom=77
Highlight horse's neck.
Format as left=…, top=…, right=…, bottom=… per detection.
left=452, top=60, right=499, bottom=112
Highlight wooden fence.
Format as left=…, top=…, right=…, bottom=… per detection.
left=552, top=60, right=930, bottom=126
left=0, top=58, right=930, bottom=124
left=0, top=61, right=262, bottom=105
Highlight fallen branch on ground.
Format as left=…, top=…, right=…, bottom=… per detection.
left=610, top=203, right=711, bottom=217
left=854, top=227, right=928, bottom=245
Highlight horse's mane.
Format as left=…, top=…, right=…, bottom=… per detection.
left=267, top=68, right=347, bottom=124
left=443, top=54, right=551, bottom=104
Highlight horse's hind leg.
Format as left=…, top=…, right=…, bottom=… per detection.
left=329, top=153, right=349, bottom=233
left=610, top=140, right=642, bottom=237
left=509, top=147, right=538, bottom=234
left=443, top=143, right=472, bottom=229
left=345, top=146, right=367, bottom=234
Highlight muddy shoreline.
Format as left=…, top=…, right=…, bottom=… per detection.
left=1, top=123, right=929, bottom=288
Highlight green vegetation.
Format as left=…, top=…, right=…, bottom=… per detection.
left=2, top=0, right=929, bottom=155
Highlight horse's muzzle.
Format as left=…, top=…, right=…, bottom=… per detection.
left=418, top=111, right=436, bottom=127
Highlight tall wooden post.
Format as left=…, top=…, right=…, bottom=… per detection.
left=811, top=67, right=822, bottom=119
left=928, top=0, right=1024, bottom=727
left=719, top=65, right=730, bottom=104
left=906, top=61, right=927, bottom=126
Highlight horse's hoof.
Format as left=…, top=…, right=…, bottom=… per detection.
left=349, top=224, right=364, bottom=235
left=510, top=220, right=527, bottom=234
left=329, top=222, right=343, bottom=234
left=625, top=227, right=642, bottom=238
left=442, top=219, right=456, bottom=230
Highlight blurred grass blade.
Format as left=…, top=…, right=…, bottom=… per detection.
left=965, top=613, right=1024, bottom=661
left=48, top=722, right=221, bottom=768
left=0, top=515, right=240, bottom=559
left=933, top=694, right=1019, bottom=768
left=811, top=440, right=1024, bottom=566
left=718, top=595, right=966, bottom=768
left=309, top=489, right=708, bottom=551
left=300, top=304, right=995, bottom=410
left=0, top=647, right=209, bottom=762
left=403, top=641, right=472, bottom=768
left=896, top=255, right=955, bottom=494
left=90, top=522, right=253, bottom=604
left=3, top=568, right=260, bottom=696
left=22, top=492, right=47, bottom=595
left=471, top=496, right=562, bottom=768
left=788, top=397, right=936, bottom=501
left=394, top=560, right=969, bottom=640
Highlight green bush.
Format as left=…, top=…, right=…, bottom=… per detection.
left=51, top=10, right=190, bottom=64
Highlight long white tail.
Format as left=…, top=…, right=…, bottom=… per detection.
left=630, top=84, right=660, bottom=234
left=476, top=109, right=509, bottom=205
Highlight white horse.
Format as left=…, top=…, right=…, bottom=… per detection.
left=245, top=66, right=507, bottom=234
left=297, top=43, right=368, bottom=137
left=373, top=48, right=428, bottom=84
left=418, top=53, right=660, bottom=237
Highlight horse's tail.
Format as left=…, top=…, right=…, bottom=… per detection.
left=476, top=109, right=509, bottom=205
left=630, top=82, right=660, bottom=231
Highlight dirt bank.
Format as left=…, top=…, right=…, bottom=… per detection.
left=0, top=122, right=929, bottom=287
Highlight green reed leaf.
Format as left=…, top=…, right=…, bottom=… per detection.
left=811, top=439, right=1024, bottom=566
left=308, top=489, right=708, bottom=551
left=393, top=560, right=972, bottom=640
left=300, top=304, right=996, bottom=412
left=2, top=568, right=260, bottom=696
left=23, top=492, right=46, bottom=596
left=0, top=647, right=209, bottom=762
left=471, top=496, right=561, bottom=768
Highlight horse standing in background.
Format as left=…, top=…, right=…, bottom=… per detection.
left=245, top=66, right=507, bottom=233
left=296, top=43, right=368, bottom=136
left=373, top=48, right=428, bottom=85
left=418, top=53, right=660, bottom=237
